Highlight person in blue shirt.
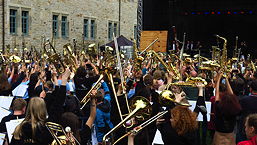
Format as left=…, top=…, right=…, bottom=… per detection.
left=94, top=81, right=113, bottom=143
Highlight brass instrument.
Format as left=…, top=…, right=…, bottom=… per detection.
left=63, top=43, right=78, bottom=72
left=113, top=33, right=131, bottom=115
left=215, top=35, right=228, bottom=76
left=80, top=74, right=104, bottom=110
left=251, top=60, right=256, bottom=72
left=44, top=40, right=66, bottom=73
left=9, top=55, right=21, bottom=63
left=149, top=50, right=181, bottom=80
left=211, top=46, right=221, bottom=63
left=45, top=122, right=80, bottom=145
left=102, top=96, right=151, bottom=145
left=167, top=77, right=207, bottom=87
left=113, top=110, right=168, bottom=145
left=132, top=39, right=144, bottom=68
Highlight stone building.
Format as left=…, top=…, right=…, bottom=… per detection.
left=0, top=0, right=138, bottom=53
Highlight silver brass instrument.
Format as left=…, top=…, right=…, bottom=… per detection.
left=45, top=122, right=80, bottom=145
left=113, top=33, right=131, bottom=115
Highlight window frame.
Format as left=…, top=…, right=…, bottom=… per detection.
left=10, top=9, right=18, bottom=35
left=21, top=10, right=29, bottom=35
left=61, top=15, right=68, bottom=38
left=52, top=14, right=59, bottom=38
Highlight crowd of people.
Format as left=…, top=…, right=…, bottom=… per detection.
left=0, top=47, right=257, bottom=145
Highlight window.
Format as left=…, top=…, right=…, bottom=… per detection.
left=108, top=21, right=119, bottom=41
left=61, top=16, right=68, bottom=37
left=10, top=9, right=17, bottom=34
left=114, top=23, right=118, bottom=36
left=52, top=15, right=58, bottom=37
left=90, top=20, right=96, bottom=39
left=21, top=11, right=29, bottom=35
left=108, top=22, right=113, bottom=40
left=83, top=19, right=89, bottom=39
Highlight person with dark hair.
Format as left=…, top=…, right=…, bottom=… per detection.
left=238, top=114, right=257, bottom=145
left=94, top=81, right=113, bottom=143
left=0, top=98, right=27, bottom=133
left=238, top=79, right=257, bottom=142
left=212, top=72, right=242, bottom=145
left=10, top=68, right=70, bottom=145
left=74, top=65, right=99, bottom=101
left=0, top=73, right=12, bottom=96
left=61, top=90, right=96, bottom=144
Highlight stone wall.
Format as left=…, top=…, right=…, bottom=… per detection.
left=2, top=0, right=137, bottom=53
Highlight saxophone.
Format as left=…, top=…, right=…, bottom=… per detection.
left=215, top=35, right=228, bottom=75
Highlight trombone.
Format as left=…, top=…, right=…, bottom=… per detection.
left=102, top=96, right=151, bottom=145
left=113, top=90, right=191, bottom=145
left=113, top=110, right=168, bottom=145
left=80, top=74, right=104, bottom=110
left=45, top=122, right=80, bottom=145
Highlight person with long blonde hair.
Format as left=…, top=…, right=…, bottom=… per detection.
left=10, top=68, right=71, bottom=145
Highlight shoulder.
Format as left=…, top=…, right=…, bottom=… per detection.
left=237, top=140, right=252, bottom=145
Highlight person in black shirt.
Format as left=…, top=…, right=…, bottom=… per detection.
left=0, top=98, right=27, bottom=133
left=10, top=68, right=70, bottom=145
left=157, top=105, right=198, bottom=145
left=212, top=72, right=241, bottom=145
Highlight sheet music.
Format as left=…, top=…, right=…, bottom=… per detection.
left=12, top=84, right=28, bottom=97
left=6, top=118, right=24, bottom=143
left=0, top=133, right=5, bottom=145
left=188, top=100, right=211, bottom=121
left=0, top=96, right=14, bottom=110
left=0, top=107, right=11, bottom=122
left=152, top=129, right=164, bottom=145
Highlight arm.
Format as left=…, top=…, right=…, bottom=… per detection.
left=102, top=81, right=111, bottom=102
left=91, top=62, right=99, bottom=75
left=86, top=97, right=96, bottom=129
left=215, top=73, right=222, bottom=102
left=225, top=77, right=233, bottom=95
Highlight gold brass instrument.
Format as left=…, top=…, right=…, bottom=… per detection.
left=45, top=122, right=80, bottom=145
left=149, top=50, right=181, bottom=80
left=251, top=60, right=256, bottom=72
left=211, top=46, right=221, bottom=63
left=167, top=77, right=207, bottom=88
left=63, top=43, right=78, bottom=72
left=113, top=89, right=192, bottom=145
left=9, top=55, right=21, bottom=63
left=43, top=40, right=64, bottom=73
left=113, top=110, right=168, bottom=145
left=80, top=74, right=104, bottom=110
left=102, top=96, right=151, bottom=145
left=215, top=35, right=228, bottom=75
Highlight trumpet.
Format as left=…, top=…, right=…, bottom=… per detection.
left=80, top=74, right=104, bottom=110
left=45, top=122, right=80, bottom=145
